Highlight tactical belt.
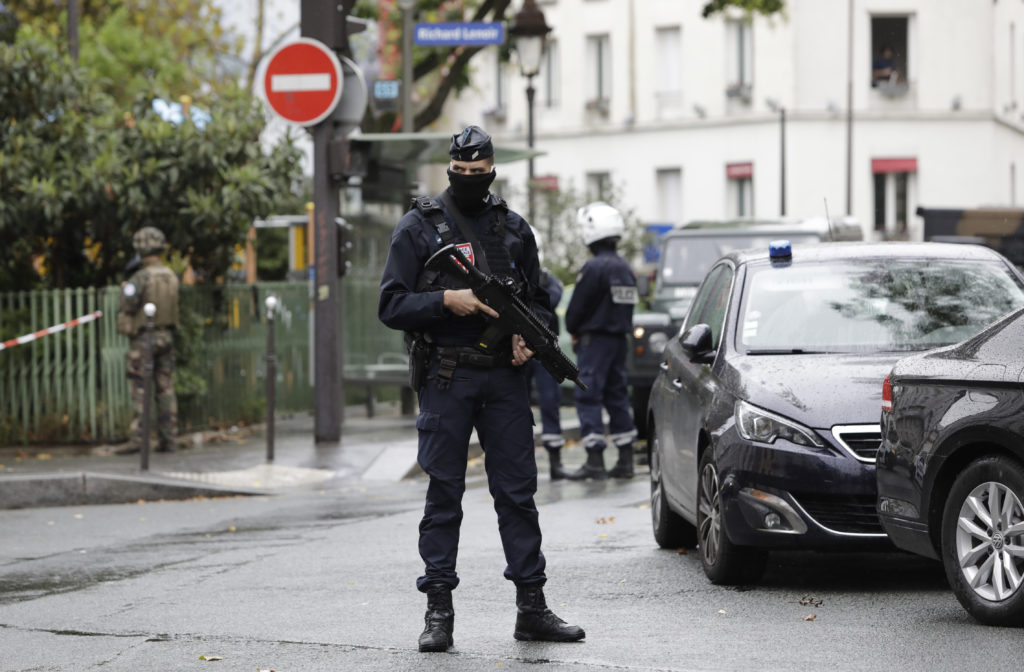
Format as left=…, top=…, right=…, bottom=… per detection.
left=434, top=346, right=512, bottom=369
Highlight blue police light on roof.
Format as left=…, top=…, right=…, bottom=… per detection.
left=769, top=240, right=792, bottom=259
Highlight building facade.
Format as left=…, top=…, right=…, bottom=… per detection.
left=444, top=0, right=1024, bottom=242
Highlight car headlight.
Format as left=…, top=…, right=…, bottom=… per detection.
left=734, top=400, right=823, bottom=448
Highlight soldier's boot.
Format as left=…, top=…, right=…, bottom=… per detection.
left=607, top=445, right=635, bottom=479
left=418, top=583, right=455, bottom=653
left=547, top=447, right=571, bottom=481
left=513, top=584, right=586, bottom=642
left=566, top=450, right=608, bottom=481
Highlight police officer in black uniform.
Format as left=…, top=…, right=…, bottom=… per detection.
left=378, top=125, right=585, bottom=653
left=565, top=202, right=639, bottom=480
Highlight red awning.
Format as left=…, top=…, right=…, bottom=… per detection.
left=726, top=162, right=753, bottom=179
left=872, top=157, right=917, bottom=174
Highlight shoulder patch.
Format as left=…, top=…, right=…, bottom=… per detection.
left=610, top=286, right=639, bottom=305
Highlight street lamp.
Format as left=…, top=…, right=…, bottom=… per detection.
left=766, top=98, right=786, bottom=216
left=510, top=0, right=551, bottom=226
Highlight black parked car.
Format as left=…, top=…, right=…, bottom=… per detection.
left=877, top=307, right=1024, bottom=626
left=648, top=241, right=1024, bottom=585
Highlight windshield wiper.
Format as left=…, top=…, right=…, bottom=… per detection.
left=745, top=348, right=831, bottom=355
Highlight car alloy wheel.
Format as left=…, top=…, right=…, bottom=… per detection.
left=942, top=456, right=1024, bottom=626
left=696, top=450, right=768, bottom=585
left=649, top=426, right=696, bottom=548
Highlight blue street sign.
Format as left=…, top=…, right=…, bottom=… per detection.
left=414, top=22, right=504, bottom=47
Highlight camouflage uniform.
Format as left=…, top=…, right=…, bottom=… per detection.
left=117, top=227, right=180, bottom=452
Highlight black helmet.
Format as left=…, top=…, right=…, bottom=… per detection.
left=449, top=125, right=494, bottom=162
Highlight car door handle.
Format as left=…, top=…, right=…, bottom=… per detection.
left=659, top=361, right=669, bottom=372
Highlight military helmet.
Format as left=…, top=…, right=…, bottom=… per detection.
left=449, top=125, right=494, bottom=162
left=578, top=202, right=625, bottom=245
left=132, top=227, right=167, bottom=256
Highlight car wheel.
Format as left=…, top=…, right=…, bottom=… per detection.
left=941, top=455, right=1024, bottom=626
left=697, top=450, right=768, bottom=585
left=649, top=426, right=696, bottom=549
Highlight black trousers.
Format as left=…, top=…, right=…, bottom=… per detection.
left=415, top=360, right=547, bottom=592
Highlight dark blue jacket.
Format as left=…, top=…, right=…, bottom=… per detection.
left=378, top=191, right=552, bottom=348
left=565, top=249, right=637, bottom=336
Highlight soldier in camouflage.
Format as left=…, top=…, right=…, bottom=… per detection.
left=115, top=227, right=180, bottom=454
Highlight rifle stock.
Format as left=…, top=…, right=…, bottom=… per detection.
left=426, top=244, right=587, bottom=391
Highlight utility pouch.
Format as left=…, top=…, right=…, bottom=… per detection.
left=406, top=332, right=432, bottom=392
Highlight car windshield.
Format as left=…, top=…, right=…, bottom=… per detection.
left=660, top=234, right=822, bottom=285
left=739, top=259, right=1024, bottom=353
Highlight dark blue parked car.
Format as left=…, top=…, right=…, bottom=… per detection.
left=878, top=307, right=1024, bottom=626
left=648, top=241, right=1024, bottom=585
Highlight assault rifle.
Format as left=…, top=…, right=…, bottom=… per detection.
left=425, top=243, right=587, bottom=391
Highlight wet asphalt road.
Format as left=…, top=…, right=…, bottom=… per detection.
left=1, top=457, right=1021, bottom=672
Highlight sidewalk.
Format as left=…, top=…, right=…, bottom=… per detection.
left=0, top=402, right=586, bottom=509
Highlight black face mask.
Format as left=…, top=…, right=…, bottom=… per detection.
left=447, top=168, right=496, bottom=213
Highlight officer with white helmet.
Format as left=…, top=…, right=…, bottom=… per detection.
left=564, top=202, right=639, bottom=480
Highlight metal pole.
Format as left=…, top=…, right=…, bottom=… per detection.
left=401, top=4, right=414, bottom=132
left=68, top=0, right=79, bottom=61
left=312, top=121, right=341, bottom=442
left=845, top=0, right=854, bottom=215
left=780, top=107, right=787, bottom=216
left=526, top=77, right=536, bottom=225
left=265, top=296, right=277, bottom=462
left=140, top=303, right=156, bottom=472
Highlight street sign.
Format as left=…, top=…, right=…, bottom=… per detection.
left=259, top=38, right=343, bottom=126
left=414, top=22, right=504, bottom=47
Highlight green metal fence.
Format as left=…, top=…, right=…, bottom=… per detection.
left=1, top=275, right=405, bottom=445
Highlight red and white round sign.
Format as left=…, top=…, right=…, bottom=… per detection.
left=259, top=38, right=343, bottom=126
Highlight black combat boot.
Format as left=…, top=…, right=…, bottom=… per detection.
left=513, top=584, right=586, bottom=642
left=547, top=447, right=571, bottom=481
left=607, top=445, right=634, bottom=479
left=566, top=450, right=607, bottom=481
left=418, top=584, right=454, bottom=653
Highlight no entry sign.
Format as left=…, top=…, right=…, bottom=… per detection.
left=259, top=38, right=343, bottom=126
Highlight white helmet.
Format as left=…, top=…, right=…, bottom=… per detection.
left=578, top=201, right=625, bottom=246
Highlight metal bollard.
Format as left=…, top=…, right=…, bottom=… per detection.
left=140, top=302, right=156, bottom=472
left=265, top=295, right=278, bottom=462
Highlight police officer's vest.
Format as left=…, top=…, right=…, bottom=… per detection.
left=117, top=264, right=179, bottom=336
left=410, top=195, right=522, bottom=292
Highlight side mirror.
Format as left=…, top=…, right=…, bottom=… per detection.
left=680, top=323, right=714, bottom=363
left=636, top=274, right=651, bottom=300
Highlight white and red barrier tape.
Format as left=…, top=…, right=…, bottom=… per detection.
left=0, top=310, right=103, bottom=351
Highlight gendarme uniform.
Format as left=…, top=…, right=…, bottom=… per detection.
left=565, top=202, right=639, bottom=480
left=378, top=125, right=584, bottom=652
left=117, top=227, right=179, bottom=453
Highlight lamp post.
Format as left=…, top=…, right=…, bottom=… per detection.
left=766, top=98, right=786, bottom=216
left=510, top=0, right=551, bottom=226
left=398, top=0, right=415, bottom=132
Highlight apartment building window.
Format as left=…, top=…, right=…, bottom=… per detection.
left=543, top=39, right=560, bottom=108
left=656, top=168, right=683, bottom=225
left=725, top=20, right=753, bottom=102
left=655, top=26, right=682, bottom=108
left=585, top=34, right=611, bottom=114
left=871, top=16, right=909, bottom=96
left=586, top=171, right=611, bottom=201
left=872, top=158, right=917, bottom=238
left=726, top=162, right=753, bottom=217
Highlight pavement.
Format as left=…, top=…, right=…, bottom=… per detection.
left=0, top=402, right=590, bottom=509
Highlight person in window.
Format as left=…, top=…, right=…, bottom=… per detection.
left=872, top=45, right=898, bottom=87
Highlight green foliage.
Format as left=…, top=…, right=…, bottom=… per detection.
left=256, top=228, right=290, bottom=281
left=0, top=34, right=304, bottom=291
left=702, top=0, right=786, bottom=19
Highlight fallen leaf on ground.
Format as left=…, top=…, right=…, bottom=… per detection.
left=804, top=614, right=817, bottom=621
left=792, top=595, right=823, bottom=607
left=676, top=548, right=688, bottom=555
left=36, top=453, right=53, bottom=460
left=198, top=655, right=224, bottom=661
left=73, top=514, right=84, bottom=519
left=597, top=533, right=608, bottom=539
left=717, top=609, right=726, bottom=615
left=596, top=517, right=616, bottom=524
left=228, top=525, right=236, bottom=532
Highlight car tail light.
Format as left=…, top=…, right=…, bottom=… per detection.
left=881, top=375, right=893, bottom=413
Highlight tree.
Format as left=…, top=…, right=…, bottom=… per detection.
left=701, top=0, right=785, bottom=18
left=0, top=34, right=303, bottom=290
